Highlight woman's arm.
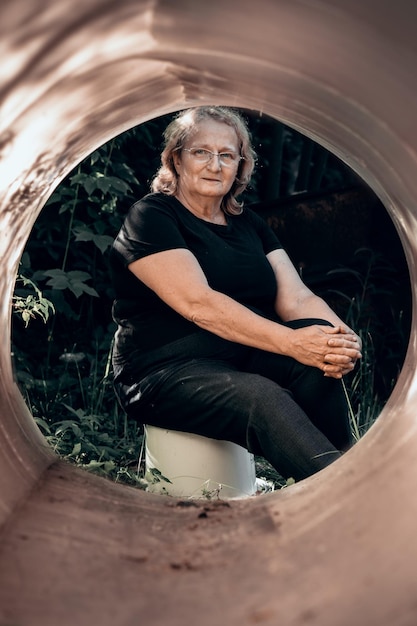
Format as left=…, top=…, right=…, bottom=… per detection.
left=128, top=248, right=361, bottom=378
left=267, top=249, right=357, bottom=329
left=267, top=248, right=362, bottom=373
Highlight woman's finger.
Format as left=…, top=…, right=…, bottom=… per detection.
left=324, top=350, right=361, bottom=364
left=327, top=335, right=360, bottom=349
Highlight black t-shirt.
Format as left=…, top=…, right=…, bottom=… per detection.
left=109, top=193, right=282, bottom=378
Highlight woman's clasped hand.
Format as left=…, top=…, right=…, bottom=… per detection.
left=286, top=324, right=362, bottom=378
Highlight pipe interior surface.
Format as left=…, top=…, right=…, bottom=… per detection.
left=1, top=1, right=417, bottom=624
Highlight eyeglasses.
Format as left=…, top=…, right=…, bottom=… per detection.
left=182, top=147, right=243, bottom=167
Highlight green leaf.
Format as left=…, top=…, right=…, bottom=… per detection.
left=41, top=269, right=99, bottom=298
left=90, top=150, right=101, bottom=165
left=108, top=176, right=131, bottom=194
left=12, top=274, right=55, bottom=325
left=96, top=177, right=112, bottom=194
left=44, top=270, right=71, bottom=290
left=84, top=177, right=97, bottom=196
left=71, top=424, right=83, bottom=438
left=70, top=172, right=87, bottom=186
left=22, top=310, right=31, bottom=326
left=76, top=284, right=98, bottom=297
left=83, top=460, right=104, bottom=470
left=73, top=226, right=113, bottom=254
left=54, top=420, right=78, bottom=436
left=62, top=404, right=86, bottom=419
left=72, top=227, right=95, bottom=243
left=149, top=467, right=173, bottom=484
left=72, top=442, right=82, bottom=456
left=34, top=418, right=51, bottom=434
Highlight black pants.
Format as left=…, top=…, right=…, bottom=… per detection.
left=116, top=319, right=352, bottom=481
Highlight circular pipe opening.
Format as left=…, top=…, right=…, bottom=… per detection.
left=2, top=1, right=417, bottom=623
left=14, top=109, right=410, bottom=490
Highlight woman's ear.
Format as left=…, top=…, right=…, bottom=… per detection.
left=172, top=151, right=181, bottom=174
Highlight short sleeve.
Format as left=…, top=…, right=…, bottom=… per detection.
left=112, top=194, right=188, bottom=267
left=244, top=207, right=282, bottom=255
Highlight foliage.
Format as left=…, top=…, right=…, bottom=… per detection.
left=13, top=273, right=55, bottom=327
left=326, top=247, right=409, bottom=403
left=19, top=341, right=145, bottom=486
left=12, top=129, right=151, bottom=486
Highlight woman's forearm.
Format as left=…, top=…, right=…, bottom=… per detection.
left=188, top=286, right=295, bottom=354
left=187, top=287, right=360, bottom=377
left=278, top=291, right=361, bottom=347
left=280, top=291, right=351, bottom=330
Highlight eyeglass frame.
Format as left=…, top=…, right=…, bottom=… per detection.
left=180, top=147, right=244, bottom=167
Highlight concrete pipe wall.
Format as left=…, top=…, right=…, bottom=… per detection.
left=1, top=1, right=417, bottom=624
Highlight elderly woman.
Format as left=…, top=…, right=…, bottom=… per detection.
left=110, top=106, right=361, bottom=481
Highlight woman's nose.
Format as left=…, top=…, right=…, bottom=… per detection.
left=207, top=154, right=222, bottom=170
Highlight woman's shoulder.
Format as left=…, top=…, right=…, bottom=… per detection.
left=239, top=205, right=270, bottom=228
left=238, top=205, right=282, bottom=249
left=131, top=192, right=178, bottom=213
left=126, top=192, right=181, bottom=223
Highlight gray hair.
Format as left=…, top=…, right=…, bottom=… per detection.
left=151, top=106, right=256, bottom=215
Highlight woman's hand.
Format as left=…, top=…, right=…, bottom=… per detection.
left=288, top=325, right=362, bottom=379
left=324, top=325, right=362, bottom=377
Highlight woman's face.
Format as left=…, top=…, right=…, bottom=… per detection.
left=173, top=118, right=240, bottom=205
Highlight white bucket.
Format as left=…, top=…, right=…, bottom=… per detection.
left=144, top=425, right=257, bottom=499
